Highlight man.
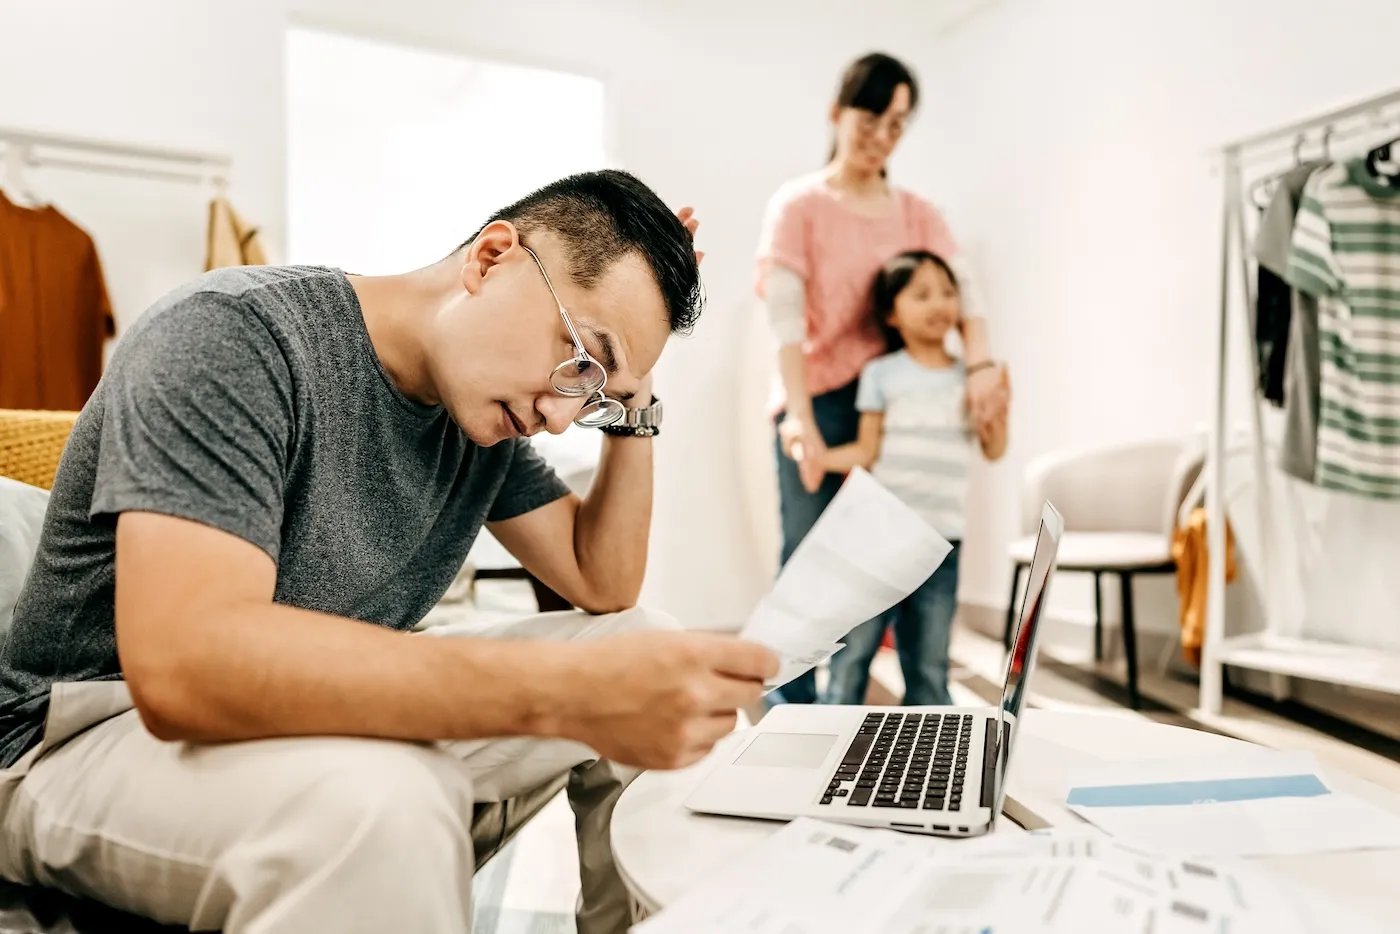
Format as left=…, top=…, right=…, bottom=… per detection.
left=0, top=169, right=778, bottom=933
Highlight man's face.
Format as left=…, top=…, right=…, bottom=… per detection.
left=427, top=222, right=671, bottom=446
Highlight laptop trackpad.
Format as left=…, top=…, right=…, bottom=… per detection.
left=734, top=733, right=837, bottom=769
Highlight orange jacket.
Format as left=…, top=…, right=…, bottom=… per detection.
left=1172, top=507, right=1237, bottom=667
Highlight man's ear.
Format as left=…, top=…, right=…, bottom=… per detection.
left=459, top=221, right=519, bottom=295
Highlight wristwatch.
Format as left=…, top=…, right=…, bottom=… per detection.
left=602, top=396, right=663, bottom=437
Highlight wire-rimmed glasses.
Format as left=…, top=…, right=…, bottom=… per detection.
left=521, top=245, right=626, bottom=429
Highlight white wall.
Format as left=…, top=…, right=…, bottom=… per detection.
left=285, top=27, right=606, bottom=274
left=905, top=0, right=1400, bottom=633
left=0, top=0, right=286, bottom=337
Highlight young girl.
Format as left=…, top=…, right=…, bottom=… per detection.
left=798, top=250, right=1009, bottom=706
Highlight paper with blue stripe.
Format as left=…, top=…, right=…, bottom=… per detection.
left=1068, top=772, right=1329, bottom=808
left=1064, top=750, right=1400, bottom=857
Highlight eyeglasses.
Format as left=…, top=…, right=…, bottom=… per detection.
left=521, top=245, right=626, bottom=429
left=854, top=111, right=908, bottom=141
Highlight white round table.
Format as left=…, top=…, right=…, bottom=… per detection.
left=611, top=709, right=1400, bottom=922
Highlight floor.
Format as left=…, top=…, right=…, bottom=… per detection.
left=466, top=583, right=1400, bottom=934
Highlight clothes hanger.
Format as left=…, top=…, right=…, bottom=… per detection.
left=1246, top=134, right=1305, bottom=210
left=1366, top=138, right=1400, bottom=186
left=1, top=141, right=44, bottom=208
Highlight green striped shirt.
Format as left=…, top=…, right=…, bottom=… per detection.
left=1287, top=160, right=1400, bottom=499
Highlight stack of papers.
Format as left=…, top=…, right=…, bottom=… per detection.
left=741, top=468, right=951, bottom=688
left=1066, top=750, right=1400, bottom=857
left=631, top=817, right=1386, bottom=934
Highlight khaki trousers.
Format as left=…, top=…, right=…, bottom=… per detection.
left=0, top=607, right=668, bottom=933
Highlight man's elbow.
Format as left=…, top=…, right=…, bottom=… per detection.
left=574, top=591, right=637, bottom=616
left=119, top=636, right=211, bottom=742
left=570, top=575, right=641, bottom=616
left=126, top=670, right=199, bottom=742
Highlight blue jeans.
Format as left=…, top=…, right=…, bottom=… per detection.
left=767, top=381, right=861, bottom=706
left=823, top=543, right=961, bottom=707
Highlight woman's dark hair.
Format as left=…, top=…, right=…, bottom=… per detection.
left=828, top=53, right=920, bottom=171
left=871, top=249, right=958, bottom=351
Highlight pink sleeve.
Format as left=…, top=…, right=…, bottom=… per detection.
left=910, top=194, right=960, bottom=260
left=755, top=188, right=810, bottom=297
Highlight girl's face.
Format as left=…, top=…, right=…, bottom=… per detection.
left=831, top=83, right=913, bottom=176
left=887, top=260, right=961, bottom=346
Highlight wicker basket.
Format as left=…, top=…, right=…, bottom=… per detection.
left=0, top=409, right=79, bottom=491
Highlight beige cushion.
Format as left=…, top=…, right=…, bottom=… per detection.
left=1009, top=531, right=1171, bottom=570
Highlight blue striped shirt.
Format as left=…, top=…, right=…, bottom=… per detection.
left=857, top=351, right=971, bottom=539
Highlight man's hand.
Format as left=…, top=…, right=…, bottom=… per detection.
left=558, top=631, right=779, bottom=770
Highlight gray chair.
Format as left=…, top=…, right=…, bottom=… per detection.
left=1004, top=440, right=1204, bottom=709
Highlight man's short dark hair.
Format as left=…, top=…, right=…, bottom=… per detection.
left=459, top=169, right=703, bottom=334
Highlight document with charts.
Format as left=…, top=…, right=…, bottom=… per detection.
left=630, top=817, right=1384, bottom=934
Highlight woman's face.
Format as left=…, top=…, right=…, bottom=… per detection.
left=832, top=83, right=913, bottom=175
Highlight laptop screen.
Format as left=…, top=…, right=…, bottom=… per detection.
left=991, top=502, right=1063, bottom=817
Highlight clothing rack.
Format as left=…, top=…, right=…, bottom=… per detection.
left=0, top=126, right=230, bottom=188
left=1200, top=87, right=1400, bottom=716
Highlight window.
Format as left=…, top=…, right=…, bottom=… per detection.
left=286, top=26, right=606, bottom=274
left=286, top=27, right=606, bottom=469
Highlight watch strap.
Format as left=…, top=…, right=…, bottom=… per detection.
left=602, top=396, right=662, bottom=437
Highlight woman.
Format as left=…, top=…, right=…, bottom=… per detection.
left=756, top=52, right=1006, bottom=705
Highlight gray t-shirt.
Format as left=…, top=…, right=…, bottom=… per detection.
left=0, top=266, right=569, bottom=767
left=1255, top=162, right=1325, bottom=483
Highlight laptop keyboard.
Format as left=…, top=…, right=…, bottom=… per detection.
left=820, top=712, right=973, bottom=811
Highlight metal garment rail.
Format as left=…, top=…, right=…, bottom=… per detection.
left=0, top=125, right=230, bottom=186
left=1200, top=87, right=1400, bottom=716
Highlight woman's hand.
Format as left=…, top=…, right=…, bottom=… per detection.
left=967, top=364, right=1010, bottom=432
left=780, top=416, right=828, bottom=493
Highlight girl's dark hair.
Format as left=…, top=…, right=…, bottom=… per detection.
left=871, top=250, right=958, bottom=352
left=828, top=53, right=920, bottom=172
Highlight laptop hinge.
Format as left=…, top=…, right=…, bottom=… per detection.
left=979, top=718, right=999, bottom=811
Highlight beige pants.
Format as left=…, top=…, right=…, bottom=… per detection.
left=0, top=607, right=668, bottom=934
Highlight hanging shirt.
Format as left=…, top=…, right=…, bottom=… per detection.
left=1253, top=162, right=1325, bottom=407
left=0, top=190, right=114, bottom=411
left=1171, top=507, right=1237, bottom=668
left=1279, top=290, right=1323, bottom=483
left=1288, top=159, right=1400, bottom=499
left=1254, top=162, right=1326, bottom=481
left=205, top=196, right=268, bottom=270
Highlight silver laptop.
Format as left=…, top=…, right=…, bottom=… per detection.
left=686, top=502, right=1062, bottom=837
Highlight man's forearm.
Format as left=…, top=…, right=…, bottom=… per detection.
left=571, top=400, right=654, bottom=611
left=123, top=598, right=581, bottom=744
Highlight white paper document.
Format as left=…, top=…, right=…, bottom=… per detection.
left=742, top=468, right=951, bottom=686
left=630, top=818, right=1357, bottom=934
left=1066, top=750, right=1400, bottom=857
